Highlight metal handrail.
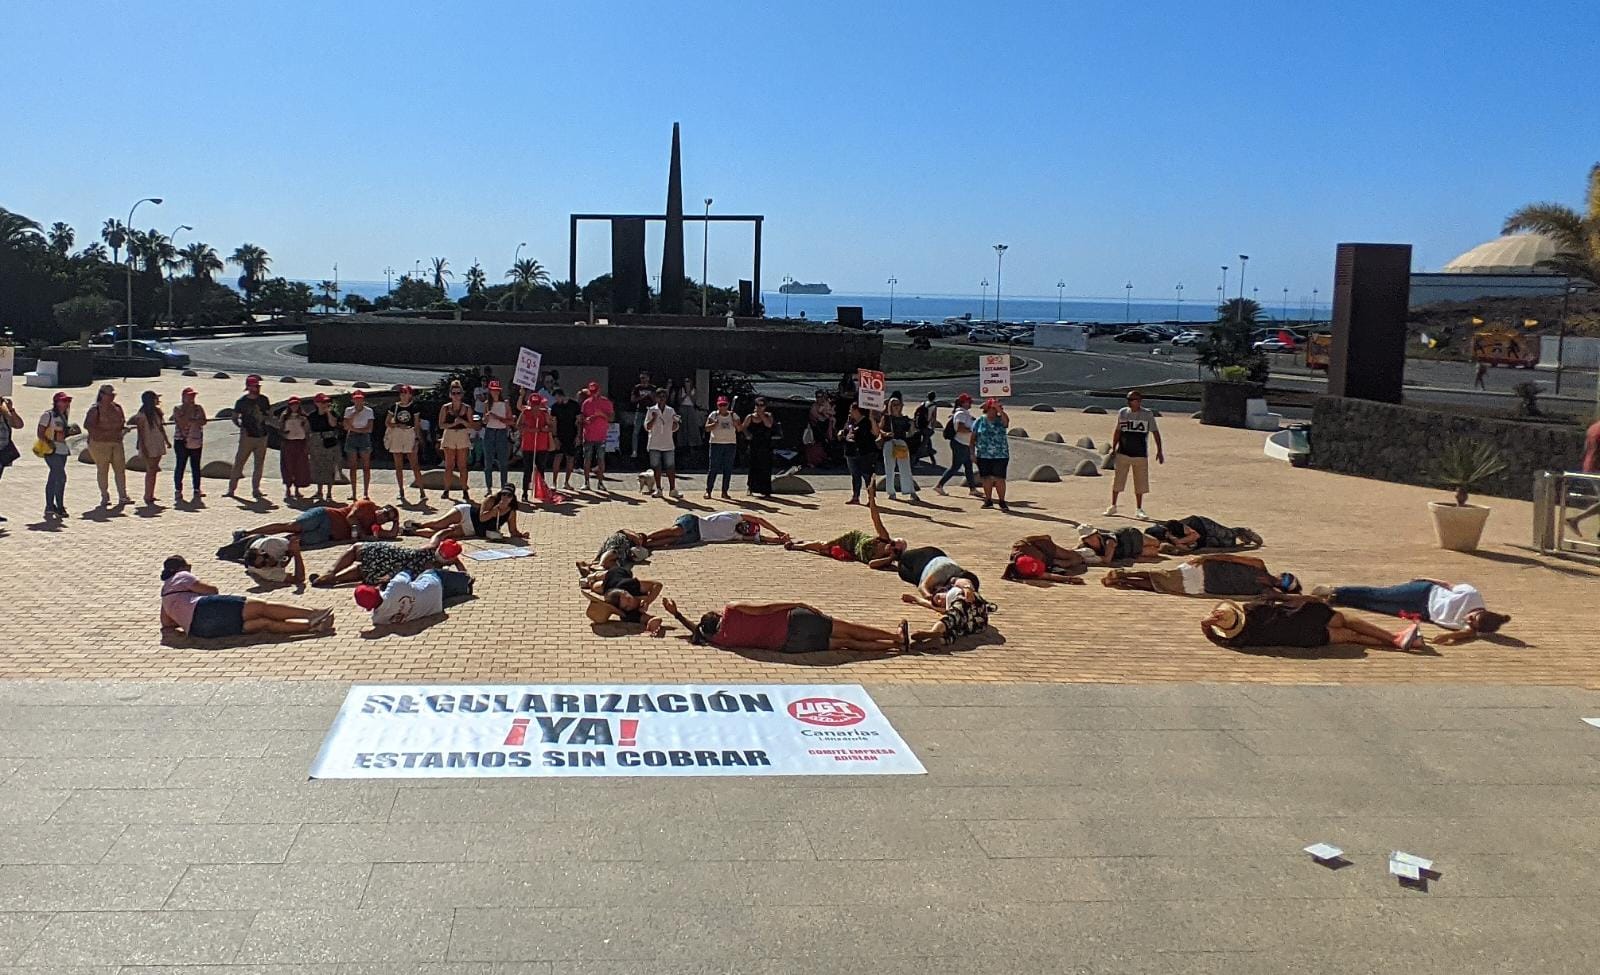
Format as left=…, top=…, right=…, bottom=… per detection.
left=1549, top=471, right=1600, bottom=554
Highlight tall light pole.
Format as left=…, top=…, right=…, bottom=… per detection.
left=782, top=275, right=793, bottom=317
left=1175, top=283, right=1184, bottom=321
left=980, top=278, right=989, bottom=321
left=701, top=198, right=713, bottom=316
left=1311, top=287, right=1319, bottom=322
left=1219, top=265, right=1229, bottom=316
left=1237, top=254, right=1250, bottom=323
left=1556, top=279, right=1575, bottom=394
left=1056, top=279, right=1066, bottom=320
left=383, top=266, right=395, bottom=293
left=124, top=197, right=162, bottom=342
left=1124, top=281, right=1133, bottom=323
left=886, top=276, right=898, bottom=324
left=1282, top=287, right=1290, bottom=322
left=413, top=260, right=422, bottom=280
left=165, top=223, right=191, bottom=326
left=512, top=241, right=527, bottom=310
left=992, top=244, right=1008, bottom=324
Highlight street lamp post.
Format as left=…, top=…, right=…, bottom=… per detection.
left=1219, top=266, right=1229, bottom=316
left=1556, top=279, right=1575, bottom=394
left=1056, top=279, right=1066, bottom=320
left=1282, top=287, right=1289, bottom=322
left=992, top=244, right=1008, bottom=324
left=1124, top=282, right=1133, bottom=323
left=1175, top=283, right=1184, bottom=321
left=980, top=279, right=989, bottom=321
left=1311, top=288, right=1319, bottom=323
left=781, top=275, right=793, bottom=317
left=887, top=276, right=898, bottom=324
left=512, top=241, right=527, bottom=310
left=166, top=223, right=191, bottom=326
left=1236, top=255, right=1250, bottom=323
left=383, top=266, right=395, bottom=294
left=124, top=197, right=162, bottom=343
left=701, top=198, right=713, bottom=316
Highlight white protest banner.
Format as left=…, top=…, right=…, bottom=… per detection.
left=0, top=346, right=12, bottom=397
left=310, top=683, right=924, bottom=779
left=857, top=368, right=886, bottom=411
left=979, top=354, right=1012, bottom=398
left=513, top=347, right=542, bottom=390
left=605, top=422, right=621, bottom=453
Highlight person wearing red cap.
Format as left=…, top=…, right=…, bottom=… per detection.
left=971, top=397, right=1011, bottom=512
left=84, top=383, right=132, bottom=508
left=225, top=375, right=272, bottom=500
left=437, top=380, right=476, bottom=501
left=480, top=380, right=513, bottom=492
left=276, top=396, right=311, bottom=501
left=383, top=385, right=424, bottom=505
left=170, top=388, right=207, bottom=501
left=516, top=390, right=553, bottom=502
left=935, top=393, right=979, bottom=496
left=578, top=380, right=614, bottom=491
left=306, top=393, right=342, bottom=503
left=703, top=395, right=739, bottom=499
left=342, top=390, right=376, bottom=500
left=37, top=391, right=77, bottom=519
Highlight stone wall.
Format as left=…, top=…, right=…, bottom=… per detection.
left=1309, top=396, right=1587, bottom=500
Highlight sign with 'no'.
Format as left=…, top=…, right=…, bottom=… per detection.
left=857, top=369, right=886, bottom=411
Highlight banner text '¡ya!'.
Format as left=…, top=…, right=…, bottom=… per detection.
left=361, top=691, right=775, bottom=716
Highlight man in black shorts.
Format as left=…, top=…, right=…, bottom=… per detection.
left=548, top=388, right=582, bottom=491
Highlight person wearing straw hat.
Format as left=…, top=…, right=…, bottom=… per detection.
left=1200, top=598, right=1423, bottom=652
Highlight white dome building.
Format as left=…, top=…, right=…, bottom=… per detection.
left=1441, top=233, right=1561, bottom=275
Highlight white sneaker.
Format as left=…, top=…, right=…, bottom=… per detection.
left=1103, top=505, right=1118, bottom=516
left=1135, top=508, right=1148, bottom=519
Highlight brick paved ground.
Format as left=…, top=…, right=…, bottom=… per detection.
left=2, top=374, right=1596, bottom=686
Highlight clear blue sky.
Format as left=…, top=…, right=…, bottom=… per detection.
left=6, top=0, right=1596, bottom=304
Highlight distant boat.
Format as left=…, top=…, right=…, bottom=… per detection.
left=779, top=281, right=831, bottom=295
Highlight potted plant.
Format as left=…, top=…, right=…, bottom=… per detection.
left=1427, top=440, right=1506, bottom=551
left=1197, top=302, right=1269, bottom=427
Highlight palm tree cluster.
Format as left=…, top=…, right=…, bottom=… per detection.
left=1503, top=162, right=1600, bottom=284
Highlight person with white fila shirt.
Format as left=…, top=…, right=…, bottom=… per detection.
left=1106, top=388, right=1163, bottom=519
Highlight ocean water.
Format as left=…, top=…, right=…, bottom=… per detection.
left=320, top=280, right=1327, bottom=324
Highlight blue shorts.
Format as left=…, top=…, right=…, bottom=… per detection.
left=673, top=513, right=700, bottom=544
left=648, top=448, right=676, bottom=471
left=344, top=432, right=373, bottom=455
left=430, top=568, right=475, bottom=601
left=294, top=506, right=334, bottom=547
left=189, top=595, right=247, bottom=639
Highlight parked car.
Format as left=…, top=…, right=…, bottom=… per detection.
left=112, top=339, right=191, bottom=368
left=967, top=328, right=1009, bottom=344
left=1253, top=338, right=1297, bottom=353
left=1084, top=322, right=1120, bottom=338
left=1143, top=324, right=1181, bottom=338
left=905, top=324, right=942, bottom=340
left=1171, top=330, right=1205, bottom=346
left=1113, top=328, right=1161, bottom=344
left=1007, top=331, right=1035, bottom=346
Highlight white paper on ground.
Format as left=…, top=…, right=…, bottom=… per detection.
left=1391, top=851, right=1433, bottom=871
left=1304, top=843, right=1344, bottom=861
left=1389, top=858, right=1422, bottom=881
left=1583, top=718, right=1600, bottom=729
left=463, top=547, right=535, bottom=561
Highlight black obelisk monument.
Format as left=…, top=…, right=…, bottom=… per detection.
left=658, top=123, right=686, bottom=314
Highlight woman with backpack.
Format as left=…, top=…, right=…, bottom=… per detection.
left=935, top=392, right=978, bottom=496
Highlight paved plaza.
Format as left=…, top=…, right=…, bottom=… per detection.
left=2, top=373, right=1599, bottom=971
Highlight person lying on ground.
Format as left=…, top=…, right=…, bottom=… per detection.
left=900, top=575, right=998, bottom=645
left=895, top=544, right=982, bottom=598
left=1200, top=598, right=1423, bottom=653
left=577, top=529, right=652, bottom=574
left=311, top=538, right=464, bottom=588
left=1143, top=515, right=1263, bottom=554
left=580, top=565, right=665, bottom=633
left=784, top=481, right=907, bottom=567
left=159, top=555, right=333, bottom=639
left=354, top=568, right=475, bottom=627
left=1001, top=534, right=1089, bottom=583
left=639, top=511, right=790, bottom=549
left=662, top=597, right=916, bottom=654
left=234, top=499, right=398, bottom=551
left=243, top=533, right=307, bottom=588
left=1102, top=554, right=1299, bottom=598
left=404, top=486, right=528, bottom=543
left=1072, top=523, right=1163, bottom=566
left=1312, top=579, right=1510, bottom=645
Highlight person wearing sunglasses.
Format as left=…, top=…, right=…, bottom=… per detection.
left=437, top=381, right=476, bottom=501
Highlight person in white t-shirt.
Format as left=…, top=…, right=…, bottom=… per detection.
left=355, top=570, right=445, bottom=626
left=243, top=533, right=306, bottom=588
left=643, top=387, right=682, bottom=498
left=342, top=390, right=376, bottom=501
left=935, top=392, right=979, bottom=496
left=637, top=510, right=790, bottom=549
left=1317, top=578, right=1510, bottom=644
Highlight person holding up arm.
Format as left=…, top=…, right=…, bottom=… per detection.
left=971, top=398, right=1011, bottom=512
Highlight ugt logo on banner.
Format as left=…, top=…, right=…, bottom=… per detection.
left=857, top=369, right=886, bottom=411
left=787, top=697, right=867, bottom=726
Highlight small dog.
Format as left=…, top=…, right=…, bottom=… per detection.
left=637, top=470, right=657, bottom=494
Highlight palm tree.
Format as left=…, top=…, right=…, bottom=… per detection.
left=1503, top=162, right=1600, bottom=284
left=78, top=241, right=109, bottom=262
left=130, top=229, right=173, bottom=275
left=464, top=260, right=487, bottom=295
left=0, top=208, right=43, bottom=249
left=47, top=222, right=75, bottom=255
left=317, top=279, right=341, bottom=313
left=179, top=242, right=223, bottom=283
left=229, top=243, right=272, bottom=312
left=505, top=257, right=548, bottom=310
left=430, top=256, right=452, bottom=292
left=101, top=218, right=127, bottom=266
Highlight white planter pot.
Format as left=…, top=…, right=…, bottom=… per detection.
left=1429, top=501, right=1491, bottom=552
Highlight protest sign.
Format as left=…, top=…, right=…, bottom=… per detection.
left=0, top=346, right=12, bottom=397
left=310, top=683, right=924, bottom=778
left=979, top=354, right=1012, bottom=397
left=513, top=347, right=542, bottom=390
left=856, top=368, right=886, bottom=411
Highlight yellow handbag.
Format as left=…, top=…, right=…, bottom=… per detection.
left=32, top=438, right=52, bottom=458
